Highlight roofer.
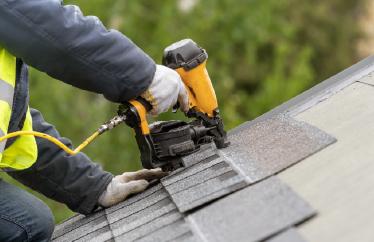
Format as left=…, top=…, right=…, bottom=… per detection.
left=0, top=1, right=189, bottom=241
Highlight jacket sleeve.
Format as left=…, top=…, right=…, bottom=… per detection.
left=7, top=108, right=114, bottom=215
left=0, top=0, right=155, bottom=103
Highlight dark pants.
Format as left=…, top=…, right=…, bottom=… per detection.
left=0, top=179, right=54, bottom=242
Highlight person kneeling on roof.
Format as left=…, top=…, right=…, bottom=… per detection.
left=0, top=1, right=189, bottom=241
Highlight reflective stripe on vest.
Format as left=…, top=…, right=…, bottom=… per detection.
left=0, top=48, right=15, bottom=155
left=0, top=47, right=37, bottom=170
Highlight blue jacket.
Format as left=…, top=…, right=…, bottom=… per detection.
left=0, top=0, right=156, bottom=214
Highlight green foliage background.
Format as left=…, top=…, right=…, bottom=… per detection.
left=1, top=0, right=368, bottom=223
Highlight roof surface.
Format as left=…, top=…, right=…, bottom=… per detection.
left=53, top=55, right=374, bottom=242
left=279, top=61, right=374, bottom=241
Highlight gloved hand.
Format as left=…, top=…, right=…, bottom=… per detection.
left=98, top=168, right=168, bottom=207
left=141, top=65, right=189, bottom=115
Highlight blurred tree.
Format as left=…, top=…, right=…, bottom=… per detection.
left=0, top=0, right=365, bottom=223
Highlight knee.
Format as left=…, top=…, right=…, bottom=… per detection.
left=20, top=197, right=55, bottom=242
left=31, top=202, right=55, bottom=242
left=0, top=206, right=54, bottom=242
left=0, top=216, right=28, bottom=242
left=0, top=180, right=55, bottom=242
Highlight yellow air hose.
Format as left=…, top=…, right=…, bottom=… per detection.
left=0, top=114, right=126, bottom=156
left=0, top=130, right=100, bottom=155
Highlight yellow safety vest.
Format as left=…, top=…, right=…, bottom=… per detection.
left=0, top=47, right=37, bottom=170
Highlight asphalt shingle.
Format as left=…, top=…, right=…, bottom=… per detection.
left=105, top=184, right=168, bottom=225
left=53, top=210, right=109, bottom=242
left=188, top=176, right=314, bottom=242
left=134, top=220, right=194, bottom=242
left=225, top=115, right=336, bottom=181
left=73, top=224, right=113, bottom=242
left=161, top=149, right=248, bottom=213
left=52, top=214, right=84, bottom=239
left=110, top=198, right=176, bottom=235
left=113, top=209, right=184, bottom=241
left=265, top=228, right=307, bottom=242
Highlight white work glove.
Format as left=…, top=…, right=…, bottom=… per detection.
left=98, top=168, right=168, bottom=207
left=141, top=65, right=189, bottom=115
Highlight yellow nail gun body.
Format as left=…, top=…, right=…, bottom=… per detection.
left=122, top=39, right=229, bottom=170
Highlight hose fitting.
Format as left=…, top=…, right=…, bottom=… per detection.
left=98, top=115, right=126, bottom=134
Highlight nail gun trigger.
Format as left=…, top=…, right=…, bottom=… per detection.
left=172, top=102, right=180, bottom=113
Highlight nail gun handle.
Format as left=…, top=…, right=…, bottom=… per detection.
left=126, top=98, right=152, bottom=135
left=176, top=62, right=218, bottom=116
left=163, top=39, right=219, bottom=117
left=121, top=98, right=156, bottom=169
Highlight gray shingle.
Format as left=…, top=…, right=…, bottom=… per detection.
left=53, top=212, right=109, bottom=242
left=109, top=197, right=176, bottom=234
left=164, top=160, right=234, bottom=194
left=52, top=214, right=84, bottom=239
left=74, top=224, right=113, bottom=242
left=225, top=115, right=336, bottom=181
left=265, top=228, right=307, bottom=242
left=162, top=148, right=248, bottom=212
left=161, top=153, right=221, bottom=187
left=168, top=231, right=199, bottom=242
left=105, top=183, right=165, bottom=215
left=106, top=185, right=190, bottom=241
left=180, top=142, right=219, bottom=168
left=113, top=210, right=183, bottom=241
left=105, top=185, right=169, bottom=225
left=168, top=171, right=248, bottom=213
left=188, top=176, right=315, bottom=242
left=52, top=211, right=108, bottom=240
left=134, top=219, right=192, bottom=242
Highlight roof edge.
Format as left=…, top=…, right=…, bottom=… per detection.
left=230, top=55, right=374, bottom=136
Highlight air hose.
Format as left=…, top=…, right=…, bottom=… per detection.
left=0, top=115, right=126, bottom=155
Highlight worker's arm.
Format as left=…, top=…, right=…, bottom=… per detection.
left=7, top=108, right=113, bottom=215
left=0, top=0, right=155, bottom=103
